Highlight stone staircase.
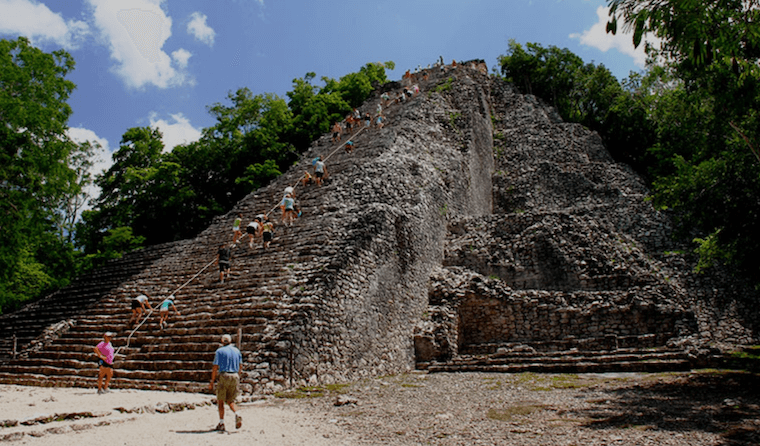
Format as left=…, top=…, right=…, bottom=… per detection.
left=0, top=81, right=436, bottom=391
left=0, top=241, right=184, bottom=361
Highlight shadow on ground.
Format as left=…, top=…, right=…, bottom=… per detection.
left=578, top=371, right=760, bottom=445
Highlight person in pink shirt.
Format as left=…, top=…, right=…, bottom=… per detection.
left=93, top=332, right=115, bottom=394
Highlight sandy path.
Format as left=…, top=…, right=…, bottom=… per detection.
left=0, top=385, right=349, bottom=445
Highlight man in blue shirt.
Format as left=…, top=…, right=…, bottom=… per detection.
left=209, top=334, right=243, bottom=431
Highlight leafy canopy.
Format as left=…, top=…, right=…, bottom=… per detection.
left=0, top=37, right=91, bottom=312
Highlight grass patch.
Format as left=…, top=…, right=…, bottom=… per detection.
left=435, top=77, right=453, bottom=92
left=274, top=386, right=324, bottom=399
left=274, top=383, right=351, bottom=400
left=487, top=404, right=544, bottom=421
left=512, top=373, right=597, bottom=391
left=730, top=346, right=760, bottom=360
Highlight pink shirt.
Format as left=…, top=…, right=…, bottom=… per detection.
left=97, top=341, right=114, bottom=365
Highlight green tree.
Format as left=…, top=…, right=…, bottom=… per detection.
left=78, top=127, right=163, bottom=253
left=607, top=0, right=760, bottom=282
left=0, top=37, right=86, bottom=312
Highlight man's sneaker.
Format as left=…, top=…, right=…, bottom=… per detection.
left=97, top=388, right=103, bottom=395
left=214, top=421, right=225, bottom=432
left=235, top=414, right=242, bottom=429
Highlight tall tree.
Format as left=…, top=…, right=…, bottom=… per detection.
left=0, top=37, right=84, bottom=312
left=78, top=127, right=165, bottom=253
left=607, top=0, right=760, bottom=282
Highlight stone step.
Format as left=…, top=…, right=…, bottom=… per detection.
left=423, top=346, right=693, bottom=374
left=0, top=371, right=207, bottom=392
left=425, top=357, right=692, bottom=374
left=0, top=362, right=212, bottom=381
left=459, top=334, right=674, bottom=355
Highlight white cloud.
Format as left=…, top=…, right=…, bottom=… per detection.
left=570, top=6, right=661, bottom=68
left=0, top=0, right=89, bottom=49
left=187, top=12, right=215, bottom=46
left=67, top=127, right=113, bottom=206
left=148, top=112, right=202, bottom=151
left=172, top=48, right=191, bottom=68
left=86, top=0, right=193, bottom=89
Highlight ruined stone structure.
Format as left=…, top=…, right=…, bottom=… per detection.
left=1, top=62, right=758, bottom=392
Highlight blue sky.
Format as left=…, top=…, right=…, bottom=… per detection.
left=1, top=0, right=649, bottom=185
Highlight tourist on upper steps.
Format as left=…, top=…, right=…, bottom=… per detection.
left=280, top=193, right=297, bottom=227
left=93, top=332, right=115, bottom=394
left=158, top=295, right=179, bottom=330
left=301, top=170, right=313, bottom=187
left=331, top=121, right=342, bottom=143
left=232, top=213, right=243, bottom=244
left=246, top=217, right=261, bottom=249
left=261, top=219, right=275, bottom=249
left=216, top=243, right=232, bottom=282
left=209, top=334, right=243, bottom=432
left=128, top=293, right=151, bottom=327
left=314, top=157, right=326, bottom=186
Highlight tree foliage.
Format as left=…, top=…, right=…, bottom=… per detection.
left=0, top=37, right=91, bottom=312
left=606, top=0, right=760, bottom=283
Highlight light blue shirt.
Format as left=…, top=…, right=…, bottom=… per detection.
left=213, top=344, right=242, bottom=373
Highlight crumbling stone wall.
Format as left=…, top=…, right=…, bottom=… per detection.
left=416, top=74, right=759, bottom=365
left=265, top=67, right=498, bottom=386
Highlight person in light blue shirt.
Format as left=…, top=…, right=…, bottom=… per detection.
left=280, top=194, right=296, bottom=226
left=314, top=159, right=326, bottom=186
left=209, top=334, right=243, bottom=431
left=158, top=295, right=179, bottom=330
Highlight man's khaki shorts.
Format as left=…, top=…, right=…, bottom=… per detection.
left=217, top=373, right=239, bottom=402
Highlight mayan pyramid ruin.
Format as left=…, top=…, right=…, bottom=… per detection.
left=1, top=62, right=758, bottom=393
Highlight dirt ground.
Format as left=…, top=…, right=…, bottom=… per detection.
left=1, top=370, right=759, bottom=445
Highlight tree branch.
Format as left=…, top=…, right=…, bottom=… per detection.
left=727, top=120, right=760, bottom=165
